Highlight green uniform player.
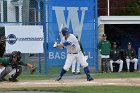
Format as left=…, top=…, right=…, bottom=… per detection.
left=98, top=34, right=111, bottom=73
left=0, top=51, right=36, bottom=82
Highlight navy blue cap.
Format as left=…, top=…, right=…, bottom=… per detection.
left=61, top=27, right=69, bottom=36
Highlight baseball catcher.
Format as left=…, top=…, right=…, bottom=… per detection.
left=0, top=51, right=37, bottom=82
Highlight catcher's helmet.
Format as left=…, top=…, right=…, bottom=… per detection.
left=17, top=51, right=21, bottom=61
left=62, top=27, right=69, bottom=36
left=10, top=51, right=22, bottom=61
left=11, top=51, right=18, bottom=57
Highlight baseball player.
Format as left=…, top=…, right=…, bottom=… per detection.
left=71, top=35, right=83, bottom=74
left=0, top=51, right=37, bottom=82
left=0, top=36, right=5, bottom=57
left=110, top=42, right=123, bottom=72
left=98, top=34, right=111, bottom=73
left=53, top=27, right=93, bottom=81
left=125, top=42, right=138, bottom=72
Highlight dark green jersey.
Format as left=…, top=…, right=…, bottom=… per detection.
left=98, top=40, right=111, bottom=55
left=78, top=41, right=84, bottom=54
left=0, top=57, right=27, bottom=67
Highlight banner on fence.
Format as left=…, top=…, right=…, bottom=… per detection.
left=48, top=0, right=95, bottom=66
left=5, top=26, right=43, bottom=53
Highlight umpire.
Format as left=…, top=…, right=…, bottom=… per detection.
left=98, top=34, right=111, bottom=73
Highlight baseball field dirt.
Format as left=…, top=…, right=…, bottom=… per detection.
left=0, top=78, right=140, bottom=88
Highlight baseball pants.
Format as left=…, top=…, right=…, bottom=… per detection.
left=72, top=60, right=80, bottom=73
left=126, top=58, right=138, bottom=70
left=63, top=51, right=88, bottom=71
left=110, top=59, right=123, bottom=72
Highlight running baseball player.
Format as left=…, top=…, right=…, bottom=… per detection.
left=0, top=51, right=37, bottom=82
left=53, top=27, right=93, bottom=81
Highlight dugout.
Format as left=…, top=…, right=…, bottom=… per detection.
left=98, top=16, right=140, bottom=72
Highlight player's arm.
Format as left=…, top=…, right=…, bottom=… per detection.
left=55, top=41, right=73, bottom=48
left=19, top=61, right=32, bottom=69
left=56, top=43, right=64, bottom=48
left=98, top=41, right=101, bottom=50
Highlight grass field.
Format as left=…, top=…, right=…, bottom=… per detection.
left=0, top=86, right=140, bottom=93
left=2, top=71, right=140, bottom=93
left=19, top=72, right=140, bottom=80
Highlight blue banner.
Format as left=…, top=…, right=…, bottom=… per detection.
left=48, top=0, right=95, bottom=66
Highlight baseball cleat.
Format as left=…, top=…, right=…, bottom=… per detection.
left=55, top=76, right=62, bottom=81
left=87, top=77, right=94, bottom=81
left=9, top=78, right=18, bottom=82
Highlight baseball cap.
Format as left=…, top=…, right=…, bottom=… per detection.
left=128, top=42, right=131, bottom=45
left=113, top=42, right=117, bottom=45
left=102, top=34, right=106, bottom=37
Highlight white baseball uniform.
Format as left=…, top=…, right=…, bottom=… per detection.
left=126, top=58, right=138, bottom=70
left=61, top=34, right=88, bottom=71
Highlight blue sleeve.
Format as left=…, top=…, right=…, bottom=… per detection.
left=63, top=41, right=71, bottom=46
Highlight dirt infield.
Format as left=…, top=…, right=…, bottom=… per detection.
left=0, top=78, right=140, bottom=88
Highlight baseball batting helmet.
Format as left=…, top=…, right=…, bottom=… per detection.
left=61, top=27, right=69, bottom=36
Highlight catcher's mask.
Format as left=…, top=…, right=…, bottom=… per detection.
left=17, top=51, right=21, bottom=61
left=10, top=51, right=21, bottom=62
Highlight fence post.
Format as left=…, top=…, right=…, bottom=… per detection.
left=138, top=48, right=140, bottom=71
left=95, top=0, right=99, bottom=73
left=38, top=0, right=42, bottom=74
left=43, top=0, right=48, bottom=75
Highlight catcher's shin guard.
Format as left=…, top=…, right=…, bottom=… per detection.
left=0, top=66, right=12, bottom=80
left=84, top=67, right=93, bottom=81
left=11, top=66, right=22, bottom=80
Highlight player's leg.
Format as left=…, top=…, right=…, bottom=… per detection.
left=77, top=52, right=93, bottom=81
left=76, top=62, right=81, bottom=74
left=56, top=54, right=76, bottom=81
left=126, top=59, right=130, bottom=72
left=9, top=66, right=22, bottom=82
left=131, top=58, right=138, bottom=71
left=0, top=66, right=12, bottom=82
left=116, top=60, right=123, bottom=72
left=101, top=58, right=106, bottom=73
left=110, top=60, right=114, bottom=72
left=72, top=59, right=76, bottom=74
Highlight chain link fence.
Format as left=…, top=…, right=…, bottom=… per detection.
left=98, top=0, right=140, bottom=16
left=1, top=0, right=139, bottom=77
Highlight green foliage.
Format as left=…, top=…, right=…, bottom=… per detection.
left=117, top=0, right=140, bottom=15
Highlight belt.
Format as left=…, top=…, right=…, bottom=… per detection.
left=68, top=53, right=78, bottom=54
left=68, top=50, right=81, bottom=54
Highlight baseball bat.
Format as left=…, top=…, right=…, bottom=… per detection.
left=56, top=23, right=64, bottom=41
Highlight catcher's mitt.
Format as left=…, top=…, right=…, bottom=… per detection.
left=30, top=65, right=37, bottom=74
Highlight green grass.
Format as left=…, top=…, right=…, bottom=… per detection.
left=18, top=71, right=140, bottom=80
left=94, top=72, right=140, bottom=79
left=0, top=86, right=140, bottom=93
